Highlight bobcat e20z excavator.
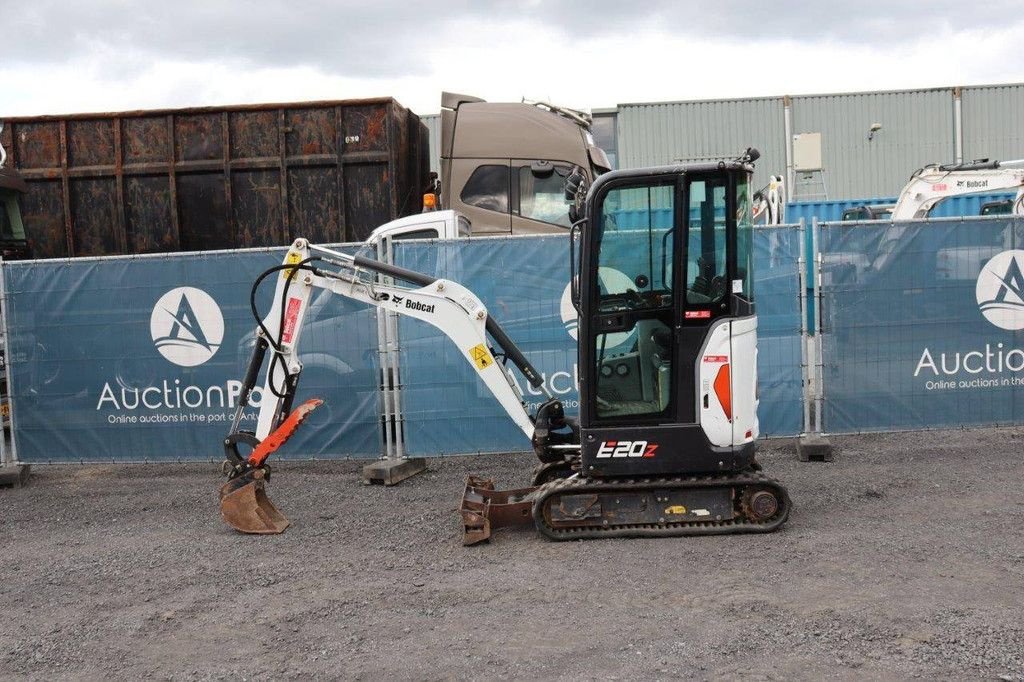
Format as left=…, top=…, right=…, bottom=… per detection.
left=218, top=151, right=791, bottom=542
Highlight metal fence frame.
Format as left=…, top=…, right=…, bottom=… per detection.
left=814, top=214, right=1024, bottom=435
left=3, top=225, right=817, bottom=465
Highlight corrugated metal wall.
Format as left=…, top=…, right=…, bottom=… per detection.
left=790, top=89, right=954, bottom=199
left=961, top=84, right=1024, bottom=161
left=616, top=97, right=785, bottom=192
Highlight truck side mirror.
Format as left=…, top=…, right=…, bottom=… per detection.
left=564, top=166, right=589, bottom=224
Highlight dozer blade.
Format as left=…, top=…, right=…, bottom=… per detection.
left=219, top=469, right=289, bottom=534
left=460, top=476, right=538, bottom=545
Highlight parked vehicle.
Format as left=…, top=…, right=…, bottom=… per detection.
left=891, top=158, right=1024, bottom=220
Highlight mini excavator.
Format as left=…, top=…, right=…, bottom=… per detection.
left=219, top=151, right=791, bottom=542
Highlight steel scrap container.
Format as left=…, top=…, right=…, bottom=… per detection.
left=0, top=98, right=430, bottom=258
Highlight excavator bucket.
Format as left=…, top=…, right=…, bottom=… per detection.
left=219, top=469, right=289, bottom=534
left=218, top=398, right=323, bottom=535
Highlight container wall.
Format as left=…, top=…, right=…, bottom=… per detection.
left=2, top=99, right=429, bottom=258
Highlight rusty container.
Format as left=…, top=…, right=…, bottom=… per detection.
left=0, top=98, right=430, bottom=258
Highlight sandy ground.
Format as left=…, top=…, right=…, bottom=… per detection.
left=2, top=428, right=1024, bottom=680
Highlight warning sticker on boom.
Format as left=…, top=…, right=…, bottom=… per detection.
left=469, top=344, right=493, bottom=371
left=281, top=297, right=302, bottom=344
left=282, top=251, right=303, bottom=279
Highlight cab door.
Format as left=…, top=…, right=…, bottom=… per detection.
left=581, top=179, right=679, bottom=427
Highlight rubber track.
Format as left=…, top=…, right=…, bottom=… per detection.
left=531, top=471, right=791, bottom=541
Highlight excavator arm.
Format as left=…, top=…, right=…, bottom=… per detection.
left=891, top=159, right=1024, bottom=220
left=219, top=238, right=573, bottom=534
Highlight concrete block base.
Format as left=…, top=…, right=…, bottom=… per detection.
left=797, top=434, right=834, bottom=462
left=362, top=457, right=427, bottom=486
left=0, top=462, right=31, bottom=488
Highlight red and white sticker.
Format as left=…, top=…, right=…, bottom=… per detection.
left=281, top=297, right=303, bottom=344
left=703, top=355, right=728, bottom=363
left=685, top=310, right=711, bottom=319
left=932, top=183, right=948, bottom=192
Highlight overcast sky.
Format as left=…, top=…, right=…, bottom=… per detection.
left=3, top=1, right=1023, bottom=118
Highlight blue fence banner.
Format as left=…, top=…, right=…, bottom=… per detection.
left=4, top=248, right=382, bottom=462
left=5, top=229, right=807, bottom=463
left=394, top=227, right=805, bottom=456
left=755, top=225, right=805, bottom=437
left=819, top=217, right=1024, bottom=432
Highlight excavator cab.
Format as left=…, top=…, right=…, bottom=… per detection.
left=578, top=161, right=759, bottom=478
left=467, top=153, right=789, bottom=541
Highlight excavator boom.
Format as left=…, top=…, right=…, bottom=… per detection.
left=218, top=236, right=565, bottom=533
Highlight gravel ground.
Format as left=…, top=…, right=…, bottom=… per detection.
left=2, top=428, right=1024, bottom=680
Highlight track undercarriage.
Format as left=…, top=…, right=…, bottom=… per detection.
left=461, top=465, right=790, bottom=545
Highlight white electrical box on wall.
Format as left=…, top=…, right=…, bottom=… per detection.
left=793, top=133, right=822, bottom=172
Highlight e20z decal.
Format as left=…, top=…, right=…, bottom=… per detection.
left=595, top=440, right=658, bottom=458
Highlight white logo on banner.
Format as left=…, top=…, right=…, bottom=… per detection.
left=150, top=287, right=224, bottom=366
left=976, top=250, right=1024, bottom=331
left=559, top=267, right=635, bottom=345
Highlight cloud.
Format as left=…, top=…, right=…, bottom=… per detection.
left=2, top=2, right=1023, bottom=118
left=8, top=1, right=442, bottom=75
left=12, top=0, right=1021, bottom=74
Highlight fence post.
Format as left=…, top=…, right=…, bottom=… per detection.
left=797, top=218, right=834, bottom=462
left=0, top=258, right=30, bottom=487
left=798, top=224, right=812, bottom=436
left=362, top=237, right=426, bottom=486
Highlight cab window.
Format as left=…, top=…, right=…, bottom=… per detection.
left=592, top=182, right=675, bottom=420
left=686, top=178, right=728, bottom=305
left=597, top=183, right=675, bottom=309
left=735, top=175, right=754, bottom=302
left=460, top=165, right=509, bottom=213
left=518, top=165, right=572, bottom=227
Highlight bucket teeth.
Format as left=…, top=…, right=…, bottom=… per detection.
left=219, top=469, right=289, bottom=534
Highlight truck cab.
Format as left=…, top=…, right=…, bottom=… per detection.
left=440, top=92, right=611, bottom=236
